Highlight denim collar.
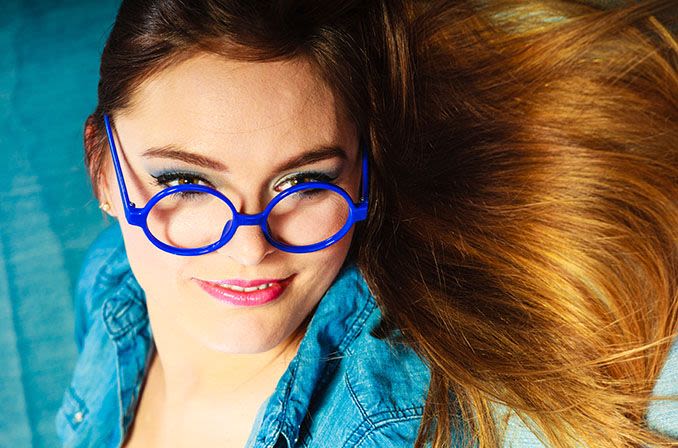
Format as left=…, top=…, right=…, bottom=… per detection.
left=98, top=245, right=376, bottom=447
left=254, top=262, right=377, bottom=447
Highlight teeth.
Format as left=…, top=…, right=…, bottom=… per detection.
left=219, top=283, right=275, bottom=292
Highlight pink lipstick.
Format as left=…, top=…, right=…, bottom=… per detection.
left=194, top=275, right=294, bottom=307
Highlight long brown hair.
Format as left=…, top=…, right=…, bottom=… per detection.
left=361, top=1, right=677, bottom=447
left=84, top=1, right=677, bottom=447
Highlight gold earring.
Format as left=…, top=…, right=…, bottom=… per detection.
left=99, top=202, right=111, bottom=212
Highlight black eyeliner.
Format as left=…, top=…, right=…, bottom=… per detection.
left=149, top=169, right=212, bottom=188
left=281, top=170, right=338, bottom=182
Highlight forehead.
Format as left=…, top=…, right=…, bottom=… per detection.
left=117, top=53, right=353, bottom=157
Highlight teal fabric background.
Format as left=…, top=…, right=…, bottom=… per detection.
left=0, top=1, right=120, bottom=447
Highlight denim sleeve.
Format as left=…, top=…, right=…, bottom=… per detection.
left=74, top=223, right=125, bottom=353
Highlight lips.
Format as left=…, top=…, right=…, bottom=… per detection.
left=213, top=278, right=288, bottom=288
left=194, top=275, right=294, bottom=307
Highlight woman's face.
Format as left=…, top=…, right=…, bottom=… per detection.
left=100, top=53, right=361, bottom=354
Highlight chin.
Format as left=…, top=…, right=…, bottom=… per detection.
left=202, top=338, right=286, bottom=355
left=191, top=325, right=293, bottom=355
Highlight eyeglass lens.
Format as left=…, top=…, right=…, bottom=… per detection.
left=146, top=185, right=350, bottom=249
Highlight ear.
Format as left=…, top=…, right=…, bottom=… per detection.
left=84, top=117, right=119, bottom=219
left=97, top=164, right=121, bottom=220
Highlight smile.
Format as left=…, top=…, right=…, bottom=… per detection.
left=194, top=275, right=295, bottom=307
left=219, top=283, right=276, bottom=292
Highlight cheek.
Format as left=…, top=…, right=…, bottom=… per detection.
left=303, top=226, right=355, bottom=282
left=103, top=166, right=186, bottom=289
left=117, top=221, right=185, bottom=293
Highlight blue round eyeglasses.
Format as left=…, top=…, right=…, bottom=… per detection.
left=103, top=114, right=369, bottom=256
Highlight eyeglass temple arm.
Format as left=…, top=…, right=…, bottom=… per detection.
left=360, top=139, right=369, bottom=204
left=103, top=114, right=136, bottom=214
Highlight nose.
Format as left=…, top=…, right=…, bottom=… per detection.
left=218, top=220, right=275, bottom=265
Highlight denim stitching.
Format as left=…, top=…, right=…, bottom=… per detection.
left=261, top=357, right=300, bottom=448
left=352, top=412, right=424, bottom=448
left=335, top=282, right=377, bottom=354
left=343, top=407, right=424, bottom=448
left=62, top=385, right=89, bottom=431
left=345, top=372, right=373, bottom=426
left=364, top=405, right=425, bottom=426
left=102, top=273, right=148, bottom=339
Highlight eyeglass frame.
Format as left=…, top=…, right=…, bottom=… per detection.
left=102, top=114, right=369, bottom=256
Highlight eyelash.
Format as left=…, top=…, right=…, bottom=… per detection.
left=149, top=170, right=338, bottom=197
left=151, top=171, right=212, bottom=188
left=151, top=171, right=210, bottom=189
left=148, top=171, right=207, bottom=200
left=274, top=171, right=337, bottom=192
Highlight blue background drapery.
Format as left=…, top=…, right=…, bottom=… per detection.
left=0, top=1, right=120, bottom=446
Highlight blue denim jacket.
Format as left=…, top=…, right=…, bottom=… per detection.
left=56, top=224, right=678, bottom=447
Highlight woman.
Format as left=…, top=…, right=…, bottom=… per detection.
left=57, top=0, right=677, bottom=447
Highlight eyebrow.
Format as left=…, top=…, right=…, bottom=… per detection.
left=141, top=144, right=348, bottom=173
left=142, top=146, right=228, bottom=170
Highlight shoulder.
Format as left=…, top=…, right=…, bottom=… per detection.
left=74, top=223, right=131, bottom=351
left=303, top=301, right=433, bottom=447
left=343, top=313, right=431, bottom=447
left=343, top=309, right=430, bottom=420
left=57, top=223, right=150, bottom=447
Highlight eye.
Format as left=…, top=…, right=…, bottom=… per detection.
left=150, top=171, right=213, bottom=199
left=274, top=171, right=336, bottom=193
left=152, top=171, right=211, bottom=188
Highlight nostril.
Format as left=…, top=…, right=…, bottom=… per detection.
left=216, top=222, right=276, bottom=263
